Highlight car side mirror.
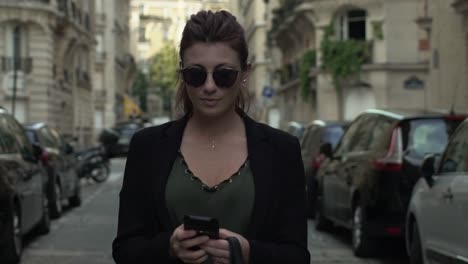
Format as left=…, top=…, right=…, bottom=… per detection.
left=319, top=143, right=333, bottom=159
left=421, top=154, right=437, bottom=187
left=31, top=143, right=43, bottom=162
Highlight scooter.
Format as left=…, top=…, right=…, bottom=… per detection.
left=75, top=145, right=110, bottom=183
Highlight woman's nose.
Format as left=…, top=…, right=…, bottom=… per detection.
left=202, top=73, right=217, bottom=93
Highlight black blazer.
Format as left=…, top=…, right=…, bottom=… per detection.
left=112, top=112, right=310, bottom=263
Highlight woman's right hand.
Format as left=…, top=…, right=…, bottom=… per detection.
left=169, top=224, right=210, bottom=263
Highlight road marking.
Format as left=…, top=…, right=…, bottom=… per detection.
left=24, top=248, right=110, bottom=258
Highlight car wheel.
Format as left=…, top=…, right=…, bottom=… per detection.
left=410, top=221, right=424, bottom=264
left=69, top=178, right=82, bottom=207
left=352, top=204, right=375, bottom=257
left=50, top=180, right=62, bottom=219
left=91, top=163, right=110, bottom=183
left=36, top=194, right=50, bottom=235
left=3, top=201, right=22, bottom=264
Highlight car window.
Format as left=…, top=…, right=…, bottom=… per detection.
left=0, top=115, right=18, bottom=154
left=440, top=122, right=468, bottom=174
left=322, top=125, right=346, bottom=150
left=39, top=127, right=59, bottom=148
left=301, top=125, right=319, bottom=150
left=4, top=115, right=34, bottom=157
left=335, top=116, right=366, bottom=155
left=367, top=116, right=395, bottom=152
left=347, top=115, right=376, bottom=153
left=405, top=119, right=460, bottom=159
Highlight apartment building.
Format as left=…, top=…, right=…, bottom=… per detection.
left=427, top=0, right=468, bottom=111
left=271, top=0, right=431, bottom=126
left=0, top=0, right=95, bottom=145
left=94, top=0, right=136, bottom=134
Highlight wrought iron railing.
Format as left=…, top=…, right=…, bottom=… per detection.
left=1, top=57, right=33, bottom=73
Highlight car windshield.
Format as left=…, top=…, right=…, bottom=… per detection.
left=405, top=118, right=463, bottom=158
left=322, top=125, right=346, bottom=150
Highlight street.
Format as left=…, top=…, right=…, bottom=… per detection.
left=20, top=158, right=408, bottom=264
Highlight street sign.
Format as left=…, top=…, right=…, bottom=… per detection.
left=262, top=86, right=274, bottom=98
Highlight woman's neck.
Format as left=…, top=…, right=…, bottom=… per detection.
left=187, top=109, right=243, bottom=139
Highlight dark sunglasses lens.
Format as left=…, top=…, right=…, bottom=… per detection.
left=213, top=69, right=238, bottom=88
left=182, top=68, right=206, bottom=87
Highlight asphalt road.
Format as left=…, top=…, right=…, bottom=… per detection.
left=20, top=158, right=408, bottom=264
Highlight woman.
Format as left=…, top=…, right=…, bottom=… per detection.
left=112, top=10, right=310, bottom=264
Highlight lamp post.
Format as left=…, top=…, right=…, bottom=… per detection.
left=11, top=25, right=21, bottom=118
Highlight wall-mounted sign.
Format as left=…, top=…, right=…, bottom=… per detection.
left=262, top=86, right=274, bottom=98
left=404, top=76, right=425, bottom=90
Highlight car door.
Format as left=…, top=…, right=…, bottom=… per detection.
left=422, top=122, right=468, bottom=263
left=334, top=115, right=376, bottom=222
left=323, top=116, right=363, bottom=221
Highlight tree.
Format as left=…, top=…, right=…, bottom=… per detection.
left=132, top=70, right=149, bottom=112
left=150, top=42, right=178, bottom=114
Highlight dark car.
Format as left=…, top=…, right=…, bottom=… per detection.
left=0, top=109, right=50, bottom=264
left=300, top=120, right=349, bottom=217
left=314, top=109, right=466, bottom=257
left=24, top=123, right=81, bottom=219
left=107, top=122, right=143, bottom=157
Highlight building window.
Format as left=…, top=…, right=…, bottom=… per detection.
left=139, top=26, right=146, bottom=42
left=335, top=9, right=367, bottom=41
left=2, top=24, right=30, bottom=73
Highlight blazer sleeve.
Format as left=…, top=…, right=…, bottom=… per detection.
left=249, top=137, right=310, bottom=263
left=112, top=130, right=174, bottom=263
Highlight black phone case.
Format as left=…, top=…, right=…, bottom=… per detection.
left=183, top=215, right=219, bottom=239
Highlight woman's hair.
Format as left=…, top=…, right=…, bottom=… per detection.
left=175, top=10, right=249, bottom=115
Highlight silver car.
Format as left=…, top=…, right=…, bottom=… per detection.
left=406, top=118, right=468, bottom=264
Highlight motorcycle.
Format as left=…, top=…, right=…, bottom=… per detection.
left=76, top=145, right=110, bottom=183
left=75, top=128, right=119, bottom=183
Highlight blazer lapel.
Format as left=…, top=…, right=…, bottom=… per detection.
left=241, top=113, right=273, bottom=238
left=152, top=115, right=189, bottom=230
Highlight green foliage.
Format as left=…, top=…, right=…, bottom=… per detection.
left=132, top=70, right=148, bottom=111
left=150, top=42, right=178, bottom=99
left=300, top=49, right=317, bottom=100
left=320, top=25, right=367, bottom=91
left=372, top=21, right=384, bottom=40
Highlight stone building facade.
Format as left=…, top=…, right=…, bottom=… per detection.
left=0, top=0, right=95, bottom=145
left=94, top=0, right=136, bottom=135
left=270, top=0, right=431, bottom=127
left=427, top=0, right=468, bottom=112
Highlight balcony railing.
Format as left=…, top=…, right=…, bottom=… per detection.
left=1, top=57, right=33, bottom=73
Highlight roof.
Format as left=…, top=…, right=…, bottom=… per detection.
left=308, top=120, right=350, bottom=127
left=23, top=122, right=47, bottom=130
left=364, top=108, right=468, bottom=120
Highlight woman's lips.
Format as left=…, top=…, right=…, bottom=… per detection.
left=200, top=98, right=220, bottom=107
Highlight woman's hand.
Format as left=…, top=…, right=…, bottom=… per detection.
left=169, top=224, right=210, bottom=264
left=200, top=229, right=250, bottom=264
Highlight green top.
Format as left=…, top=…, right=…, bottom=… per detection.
left=165, top=152, right=255, bottom=237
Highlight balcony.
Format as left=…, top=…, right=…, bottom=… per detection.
left=1, top=57, right=33, bottom=74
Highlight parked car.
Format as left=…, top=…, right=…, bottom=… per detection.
left=24, top=123, right=81, bottom=219
left=0, top=109, right=50, bottom=264
left=106, top=122, right=143, bottom=157
left=300, top=120, right=349, bottom=217
left=314, top=109, right=466, bottom=257
left=284, top=121, right=305, bottom=139
left=406, top=117, right=468, bottom=264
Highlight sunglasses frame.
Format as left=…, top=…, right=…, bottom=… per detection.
left=180, top=66, right=240, bottom=89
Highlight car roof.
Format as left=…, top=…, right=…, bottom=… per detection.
left=364, top=108, right=468, bottom=120
left=306, top=120, right=350, bottom=127
left=23, top=122, right=47, bottom=130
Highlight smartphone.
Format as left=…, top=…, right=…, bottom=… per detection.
left=183, top=215, right=219, bottom=239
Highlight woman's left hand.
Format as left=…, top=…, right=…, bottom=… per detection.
left=200, top=229, right=250, bottom=264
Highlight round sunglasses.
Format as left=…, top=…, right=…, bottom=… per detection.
left=180, top=67, right=239, bottom=88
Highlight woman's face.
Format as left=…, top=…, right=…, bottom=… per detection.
left=181, top=42, right=247, bottom=118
